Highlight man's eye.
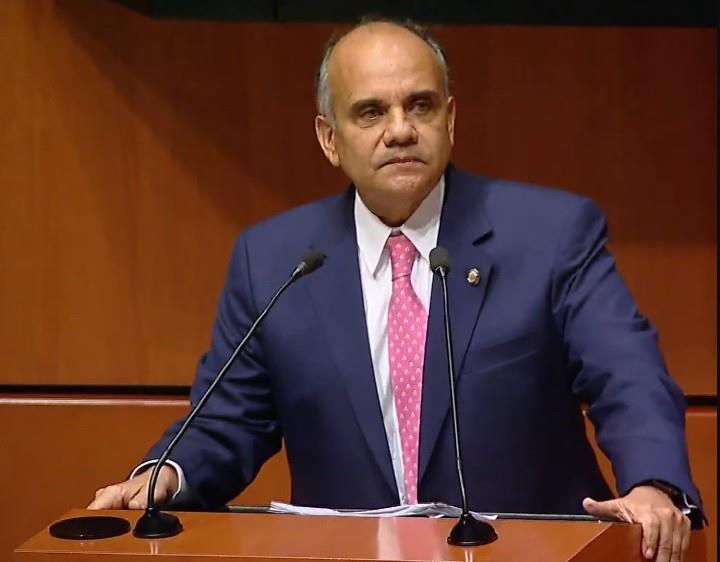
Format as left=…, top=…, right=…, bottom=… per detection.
left=359, top=108, right=381, bottom=121
left=411, top=100, right=432, bottom=114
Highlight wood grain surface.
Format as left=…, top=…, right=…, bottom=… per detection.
left=1, top=399, right=715, bottom=562
left=15, top=509, right=640, bottom=562
left=0, top=1, right=715, bottom=393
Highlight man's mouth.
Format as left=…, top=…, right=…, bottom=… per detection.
left=381, top=157, right=424, bottom=167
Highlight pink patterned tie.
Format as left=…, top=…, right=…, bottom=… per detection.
left=386, top=233, right=428, bottom=504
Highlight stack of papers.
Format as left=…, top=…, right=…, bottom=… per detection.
left=268, top=501, right=497, bottom=520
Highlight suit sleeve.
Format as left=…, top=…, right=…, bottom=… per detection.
left=550, top=198, right=702, bottom=508
left=143, top=233, right=282, bottom=508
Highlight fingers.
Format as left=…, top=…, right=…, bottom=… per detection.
left=670, top=512, right=690, bottom=562
left=669, top=514, right=682, bottom=562
left=654, top=507, right=676, bottom=562
left=599, top=486, right=690, bottom=562
left=126, top=484, right=149, bottom=510
left=583, top=497, right=612, bottom=518
left=88, top=480, right=142, bottom=510
left=582, top=497, right=629, bottom=521
left=89, top=466, right=179, bottom=511
left=87, top=487, right=108, bottom=510
left=597, top=502, right=687, bottom=562
left=680, top=515, right=691, bottom=561
left=88, top=472, right=150, bottom=510
left=126, top=476, right=174, bottom=510
left=136, top=466, right=176, bottom=508
left=638, top=508, right=680, bottom=562
left=638, top=512, right=660, bottom=559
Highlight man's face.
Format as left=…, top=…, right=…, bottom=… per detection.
left=315, top=24, right=456, bottom=224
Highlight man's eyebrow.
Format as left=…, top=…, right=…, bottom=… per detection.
left=406, top=90, right=441, bottom=104
left=348, top=90, right=442, bottom=114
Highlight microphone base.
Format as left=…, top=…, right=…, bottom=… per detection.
left=447, top=512, right=498, bottom=546
left=133, top=508, right=183, bottom=539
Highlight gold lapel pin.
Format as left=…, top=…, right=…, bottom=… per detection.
left=466, top=267, right=481, bottom=286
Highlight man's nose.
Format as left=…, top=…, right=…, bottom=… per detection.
left=383, top=108, right=417, bottom=146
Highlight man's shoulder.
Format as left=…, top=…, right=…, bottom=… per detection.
left=451, top=167, right=603, bottom=232
left=454, top=167, right=592, bottom=210
left=446, top=167, right=608, bottom=254
left=225, top=188, right=352, bottom=282
left=242, top=189, right=350, bottom=244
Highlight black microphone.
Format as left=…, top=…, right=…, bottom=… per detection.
left=292, top=250, right=326, bottom=278
left=48, top=251, right=325, bottom=541
left=429, top=247, right=497, bottom=547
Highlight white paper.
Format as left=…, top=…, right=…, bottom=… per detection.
left=268, top=501, right=497, bottom=520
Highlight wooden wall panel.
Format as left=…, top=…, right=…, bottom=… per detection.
left=685, top=408, right=717, bottom=562
left=445, top=27, right=717, bottom=396
left=0, top=2, right=715, bottom=392
left=0, top=398, right=187, bottom=561
left=1, top=399, right=715, bottom=561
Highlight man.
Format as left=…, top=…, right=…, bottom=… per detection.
left=90, top=19, right=702, bottom=562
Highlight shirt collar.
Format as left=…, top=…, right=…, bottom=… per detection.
left=354, top=176, right=445, bottom=277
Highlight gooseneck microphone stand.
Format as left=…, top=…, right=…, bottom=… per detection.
left=430, top=247, right=497, bottom=547
left=133, top=250, right=326, bottom=539
left=48, top=251, right=325, bottom=541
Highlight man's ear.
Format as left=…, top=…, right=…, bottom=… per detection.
left=446, top=96, right=456, bottom=146
left=314, top=114, right=340, bottom=167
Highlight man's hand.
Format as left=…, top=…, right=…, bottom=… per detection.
left=88, top=465, right=179, bottom=510
left=583, top=485, right=691, bottom=562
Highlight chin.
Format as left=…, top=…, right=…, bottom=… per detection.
left=382, top=168, right=434, bottom=193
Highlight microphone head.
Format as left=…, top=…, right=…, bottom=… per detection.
left=295, top=250, right=326, bottom=277
left=429, top=246, right=450, bottom=274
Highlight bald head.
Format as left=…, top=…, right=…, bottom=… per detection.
left=313, top=18, right=456, bottom=226
left=316, top=20, right=449, bottom=122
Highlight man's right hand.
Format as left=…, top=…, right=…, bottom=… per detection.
left=88, top=465, right=179, bottom=510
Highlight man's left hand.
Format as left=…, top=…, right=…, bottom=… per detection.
left=583, top=485, right=690, bottom=562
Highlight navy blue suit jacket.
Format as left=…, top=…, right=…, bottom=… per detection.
left=146, top=166, right=700, bottom=514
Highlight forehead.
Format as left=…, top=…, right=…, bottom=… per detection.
left=328, top=24, right=445, bottom=104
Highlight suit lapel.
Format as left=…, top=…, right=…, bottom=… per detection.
left=304, top=190, right=398, bottom=498
left=418, top=167, right=495, bottom=484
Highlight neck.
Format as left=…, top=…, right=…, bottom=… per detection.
left=374, top=204, right=418, bottom=227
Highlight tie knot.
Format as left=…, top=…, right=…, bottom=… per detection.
left=386, top=233, right=417, bottom=279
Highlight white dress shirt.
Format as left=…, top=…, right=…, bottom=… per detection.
left=354, top=177, right=444, bottom=504
left=135, top=177, right=445, bottom=506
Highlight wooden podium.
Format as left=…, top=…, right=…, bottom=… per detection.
left=15, top=509, right=706, bottom=562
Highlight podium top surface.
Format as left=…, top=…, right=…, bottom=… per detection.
left=16, top=509, right=642, bottom=562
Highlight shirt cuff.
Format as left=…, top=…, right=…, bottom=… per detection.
left=678, top=492, right=696, bottom=515
left=130, top=459, right=186, bottom=500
